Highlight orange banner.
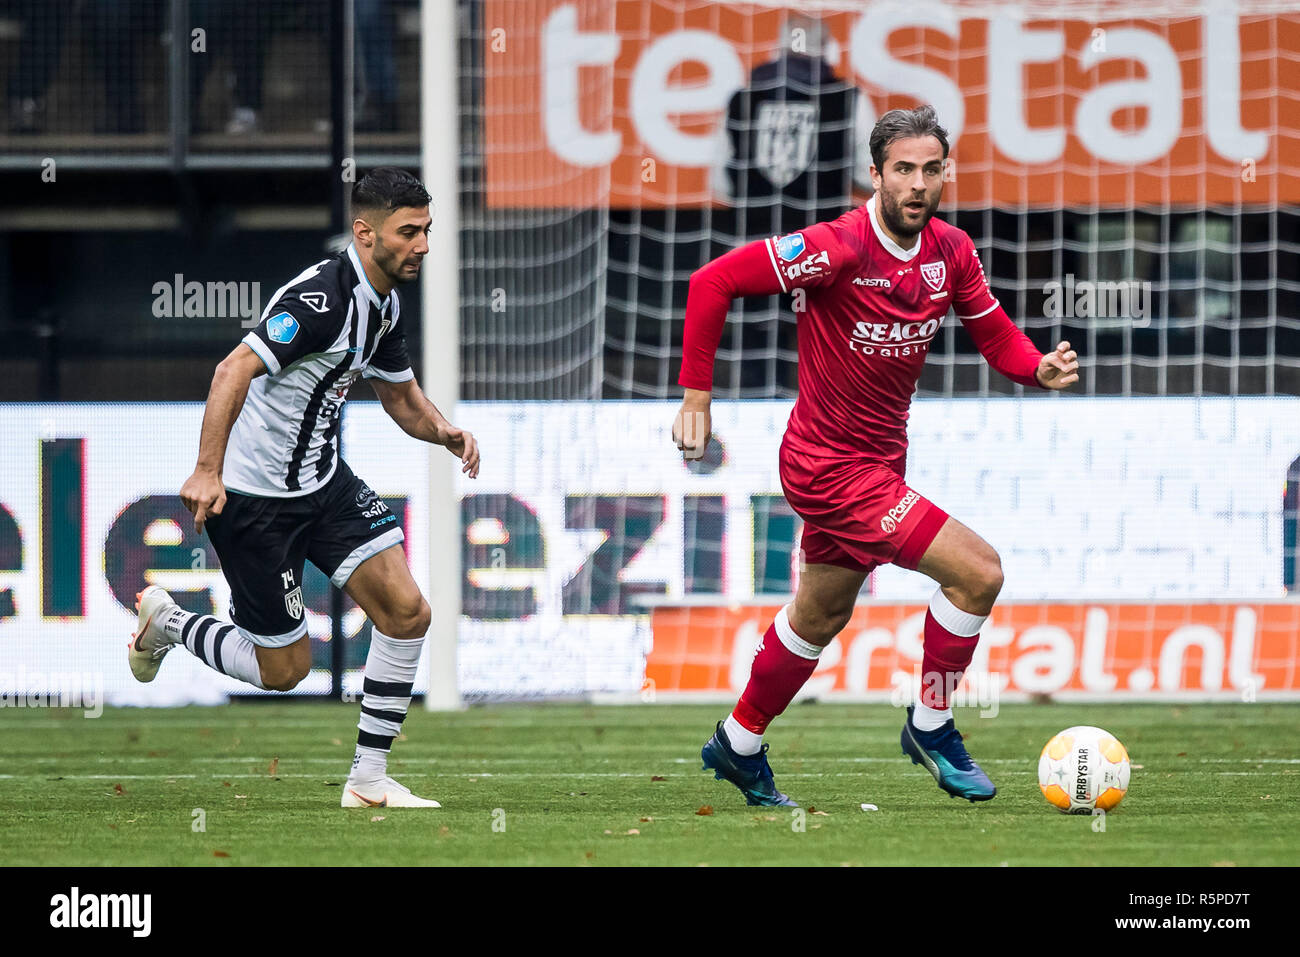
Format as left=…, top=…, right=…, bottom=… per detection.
left=484, top=1, right=1298, bottom=208
left=646, top=602, right=1300, bottom=696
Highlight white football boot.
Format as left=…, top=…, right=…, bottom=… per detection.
left=342, top=776, right=441, bottom=808
left=128, top=585, right=179, bottom=682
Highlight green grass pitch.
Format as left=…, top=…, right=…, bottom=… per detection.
left=2, top=702, right=1296, bottom=866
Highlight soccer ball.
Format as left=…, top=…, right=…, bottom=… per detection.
left=1037, top=725, right=1131, bottom=814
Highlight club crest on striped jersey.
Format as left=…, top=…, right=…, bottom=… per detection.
left=775, top=232, right=806, bottom=262
left=266, top=312, right=299, bottom=344
left=921, top=261, right=947, bottom=292
left=284, top=586, right=304, bottom=620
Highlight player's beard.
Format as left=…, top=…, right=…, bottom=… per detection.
left=373, top=237, right=421, bottom=286
left=879, top=188, right=939, bottom=239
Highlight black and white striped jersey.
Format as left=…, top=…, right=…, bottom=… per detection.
left=223, top=243, right=414, bottom=497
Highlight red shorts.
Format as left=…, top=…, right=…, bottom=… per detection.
left=778, top=439, right=948, bottom=575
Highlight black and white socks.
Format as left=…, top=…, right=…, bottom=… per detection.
left=350, top=629, right=423, bottom=785
left=162, top=605, right=265, bottom=689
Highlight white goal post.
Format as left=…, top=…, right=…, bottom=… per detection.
left=422, top=0, right=463, bottom=710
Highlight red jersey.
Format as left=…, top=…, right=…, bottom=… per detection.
left=679, top=197, right=1042, bottom=462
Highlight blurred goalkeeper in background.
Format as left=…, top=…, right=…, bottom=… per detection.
left=674, top=105, right=1079, bottom=807
left=128, top=168, right=479, bottom=809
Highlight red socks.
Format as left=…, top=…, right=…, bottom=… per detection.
left=920, top=588, right=988, bottom=710
left=732, top=605, right=822, bottom=734
left=728, top=591, right=987, bottom=738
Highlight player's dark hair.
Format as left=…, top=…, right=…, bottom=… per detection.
left=869, top=105, right=950, bottom=170
left=352, top=167, right=431, bottom=215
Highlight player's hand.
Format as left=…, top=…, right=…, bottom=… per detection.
left=673, top=392, right=712, bottom=461
left=180, top=468, right=226, bottom=534
left=437, top=424, right=480, bottom=478
left=1036, top=341, right=1079, bottom=390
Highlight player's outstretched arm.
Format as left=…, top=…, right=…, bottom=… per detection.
left=1034, top=341, right=1079, bottom=390
left=675, top=234, right=809, bottom=461
left=180, top=343, right=265, bottom=533
left=370, top=377, right=480, bottom=478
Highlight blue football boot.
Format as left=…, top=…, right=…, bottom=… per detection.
left=901, top=706, right=997, bottom=802
left=701, top=722, right=798, bottom=807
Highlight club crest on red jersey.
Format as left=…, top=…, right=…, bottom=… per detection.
left=921, top=261, right=947, bottom=292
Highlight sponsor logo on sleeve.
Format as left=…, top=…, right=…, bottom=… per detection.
left=785, top=249, right=829, bottom=280
left=299, top=291, right=329, bottom=313
left=266, top=312, right=299, bottom=344
left=775, top=232, right=806, bottom=262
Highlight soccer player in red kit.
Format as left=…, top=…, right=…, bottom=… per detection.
left=673, top=105, right=1079, bottom=806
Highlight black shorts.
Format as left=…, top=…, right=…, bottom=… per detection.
left=204, top=460, right=404, bottom=646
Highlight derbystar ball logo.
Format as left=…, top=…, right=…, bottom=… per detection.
left=880, top=490, right=920, bottom=534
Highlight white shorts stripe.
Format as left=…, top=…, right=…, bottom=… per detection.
left=330, top=527, right=405, bottom=588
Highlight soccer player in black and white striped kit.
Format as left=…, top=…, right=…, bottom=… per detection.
left=129, top=168, right=479, bottom=808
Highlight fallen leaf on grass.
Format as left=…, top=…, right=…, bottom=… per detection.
left=584, top=851, right=594, bottom=859
left=113, top=783, right=124, bottom=796
left=267, top=757, right=279, bottom=776
left=807, top=807, right=829, bottom=816
left=222, top=781, right=231, bottom=787
left=625, top=828, right=640, bottom=835
left=438, top=826, right=450, bottom=836
left=370, top=816, right=385, bottom=823
left=213, top=850, right=230, bottom=858
left=650, top=776, right=666, bottom=782
left=639, top=816, right=653, bottom=823
left=695, top=805, right=714, bottom=816
left=234, top=794, right=247, bottom=799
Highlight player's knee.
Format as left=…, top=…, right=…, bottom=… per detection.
left=379, top=595, right=430, bottom=639
left=791, top=602, right=852, bottom=645
left=261, top=658, right=310, bottom=692
left=971, top=552, right=1004, bottom=607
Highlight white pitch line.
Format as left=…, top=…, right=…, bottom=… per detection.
left=9, top=755, right=1300, bottom=766
left=3, top=770, right=1295, bottom=781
